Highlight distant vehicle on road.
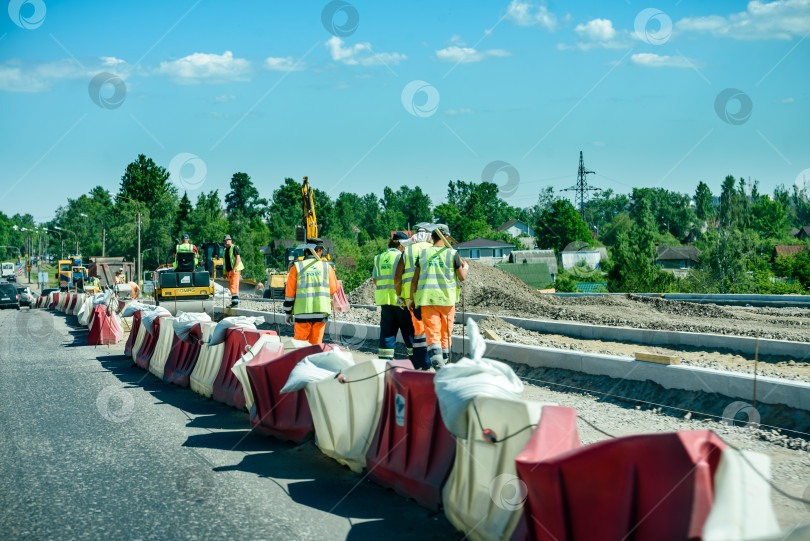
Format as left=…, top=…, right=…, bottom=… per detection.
left=17, top=286, right=33, bottom=307
left=1, top=262, right=14, bottom=280
left=40, top=288, right=59, bottom=298
left=0, top=281, right=20, bottom=310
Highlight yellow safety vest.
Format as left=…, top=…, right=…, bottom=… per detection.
left=414, top=246, right=459, bottom=307
left=400, top=241, right=432, bottom=301
left=293, top=259, right=332, bottom=315
left=173, top=243, right=198, bottom=269
left=374, top=249, right=402, bottom=306
left=227, top=245, right=244, bottom=272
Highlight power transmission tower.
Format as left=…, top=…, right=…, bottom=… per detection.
left=562, top=151, right=599, bottom=221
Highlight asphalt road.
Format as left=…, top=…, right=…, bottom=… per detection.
left=0, top=307, right=458, bottom=540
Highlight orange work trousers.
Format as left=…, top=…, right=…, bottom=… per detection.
left=422, top=305, right=455, bottom=349
left=228, top=270, right=241, bottom=295
left=294, top=321, right=326, bottom=345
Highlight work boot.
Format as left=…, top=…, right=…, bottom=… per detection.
left=428, top=344, right=445, bottom=371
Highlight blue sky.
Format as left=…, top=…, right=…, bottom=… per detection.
left=1, top=0, right=809, bottom=223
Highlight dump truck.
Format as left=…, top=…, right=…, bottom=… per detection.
left=87, top=257, right=135, bottom=289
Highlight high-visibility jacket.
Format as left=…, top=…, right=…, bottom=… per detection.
left=292, top=259, right=332, bottom=316
left=414, top=246, right=459, bottom=307
left=400, top=241, right=432, bottom=301
left=173, top=243, right=198, bottom=269
left=374, top=248, right=402, bottom=306
left=226, top=245, right=244, bottom=272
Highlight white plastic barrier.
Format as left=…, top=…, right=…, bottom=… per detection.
left=283, top=338, right=313, bottom=351
left=77, top=297, right=95, bottom=326
left=443, top=396, right=549, bottom=541
left=230, top=334, right=283, bottom=411
left=305, top=358, right=395, bottom=473
left=148, top=317, right=177, bottom=380
left=129, top=319, right=148, bottom=359
left=702, top=448, right=810, bottom=541
left=189, top=323, right=225, bottom=398
left=57, top=293, right=69, bottom=312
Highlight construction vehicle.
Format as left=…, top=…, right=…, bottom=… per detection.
left=87, top=257, right=135, bottom=290
left=200, top=242, right=225, bottom=279
left=264, top=176, right=336, bottom=299
left=151, top=250, right=214, bottom=316
left=58, top=255, right=88, bottom=291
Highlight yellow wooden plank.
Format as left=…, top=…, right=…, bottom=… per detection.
left=634, top=351, right=681, bottom=365
left=483, top=329, right=502, bottom=341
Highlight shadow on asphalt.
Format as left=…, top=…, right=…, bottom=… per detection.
left=94, top=351, right=458, bottom=540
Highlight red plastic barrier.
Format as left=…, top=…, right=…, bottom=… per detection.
left=49, top=293, right=59, bottom=310
left=87, top=305, right=124, bottom=345
left=163, top=322, right=205, bottom=388
left=67, top=294, right=79, bottom=314
left=212, top=328, right=276, bottom=409
left=245, top=344, right=330, bottom=443
left=124, top=311, right=142, bottom=357
left=365, top=366, right=456, bottom=511
left=135, top=316, right=167, bottom=370
left=515, top=430, right=726, bottom=541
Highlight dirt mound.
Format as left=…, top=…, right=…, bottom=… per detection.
left=626, top=294, right=737, bottom=320
left=347, top=278, right=376, bottom=305
left=460, top=260, right=555, bottom=313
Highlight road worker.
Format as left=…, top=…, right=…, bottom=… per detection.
left=173, top=234, right=199, bottom=270
left=223, top=234, right=243, bottom=307
left=374, top=232, right=414, bottom=360
left=408, top=224, right=468, bottom=370
left=283, top=238, right=338, bottom=345
left=395, top=224, right=433, bottom=370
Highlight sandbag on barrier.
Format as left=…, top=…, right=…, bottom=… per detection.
left=164, top=322, right=209, bottom=388
left=306, top=358, right=412, bottom=473
left=135, top=314, right=168, bottom=370
left=366, top=367, right=456, bottom=511
left=517, top=430, right=726, bottom=541
left=246, top=344, right=331, bottom=443
left=189, top=322, right=226, bottom=398
left=124, top=310, right=143, bottom=358
left=148, top=316, right=177, bottom=380
left=87, top=305, right=124, bottom=345
left=212, top=328, right=276, bottom=409
left=229, top=334, right=282, bottom=412
left=443, top=396, right=549, bottom=541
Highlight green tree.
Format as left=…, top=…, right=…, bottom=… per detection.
left=694, top=181, right=714, bottom=222
left=119, top=154, right=176, bottom=211
left=175, top=192, right=193, bottom=238
left=267, top=178, right=302, bottom=239
left=534, top=199, right=591, bottom=253
left=750, top=195, right=788, bottom=239
left=225, top=172, right=268, bottom=220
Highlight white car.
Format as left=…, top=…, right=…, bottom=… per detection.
left=17, top=286, right=34, bottom=307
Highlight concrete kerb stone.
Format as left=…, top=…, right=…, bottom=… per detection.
left=220, top=307, right=810, bottom=413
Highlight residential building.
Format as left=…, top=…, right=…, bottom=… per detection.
left=509, top=250, right=558, bottom=280
left=495, top=262, right=553, bottom=290
left=495, top=219, right=535, bottom=238
left=656, top=246, right=700, bottom=276
left=454, top=238, right=514, bottom=266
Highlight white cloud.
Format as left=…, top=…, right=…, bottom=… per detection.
left=781, top=97, right=796, bottom=103
left=675, top=0, right=810, bottom=40
left=630, top=53, right=699, bottom=68
left=215, top=94, right=235, bottom=102
left=156, top=51, right=251, bottom=83
left=435, top=46, right=511, bottom=63
left=325, top=36, right=406, bottom=66
left=445, top=108, right=474, bottom=115
left=560, top=18, right=630, bottom=50
left=575, top=19, right=616, bottom=42
left=592, top=141, right=606, bottom=147
left=265, top=56, right=305, bottom=72
left=0, top=57, right=131, bottom=92
left=505, top=0, right=559, bottom=31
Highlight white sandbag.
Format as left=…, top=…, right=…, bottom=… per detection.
left=434, top=319, right=524, bottom=438
left=231, top=334, right=283, bottom=411
left=142, top=306, right=171, bottom=335
left=209, top=316, right=265, bottom=347
left=280, top=347, right=354, bottom=393
left=214, top=282, right=230, bottom=299
left=122, top=301, right=148, bottom=317
left=173, top=311, right=212, bottom=342
left=702, top=449, right=782, bottom=541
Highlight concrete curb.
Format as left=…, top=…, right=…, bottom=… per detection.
left=217, top=307, right=810, bottom=412
left=345, top=305, right=808, bottom=358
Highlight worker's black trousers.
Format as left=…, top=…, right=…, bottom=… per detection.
left=378, top=304, right=415, bottom=362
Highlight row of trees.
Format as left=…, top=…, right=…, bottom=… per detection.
left=1, top=153, right=808, bottom=294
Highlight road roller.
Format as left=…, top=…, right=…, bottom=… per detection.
left=152, top=251, right=214, bottom=316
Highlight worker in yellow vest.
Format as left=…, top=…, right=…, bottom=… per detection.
left=223, top=234, right=243, bottom=307
left=374, top=232, right=413, bottom=360
left=395, top=224, right=433, bottom=369
left=409, top=224, right=468, bottom=370
left=283, top=238, right=338, bottom=345
left=173, top=234, right=199, bottom=270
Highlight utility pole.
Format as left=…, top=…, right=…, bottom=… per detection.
left=562, top=151, right=600, bottom=221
